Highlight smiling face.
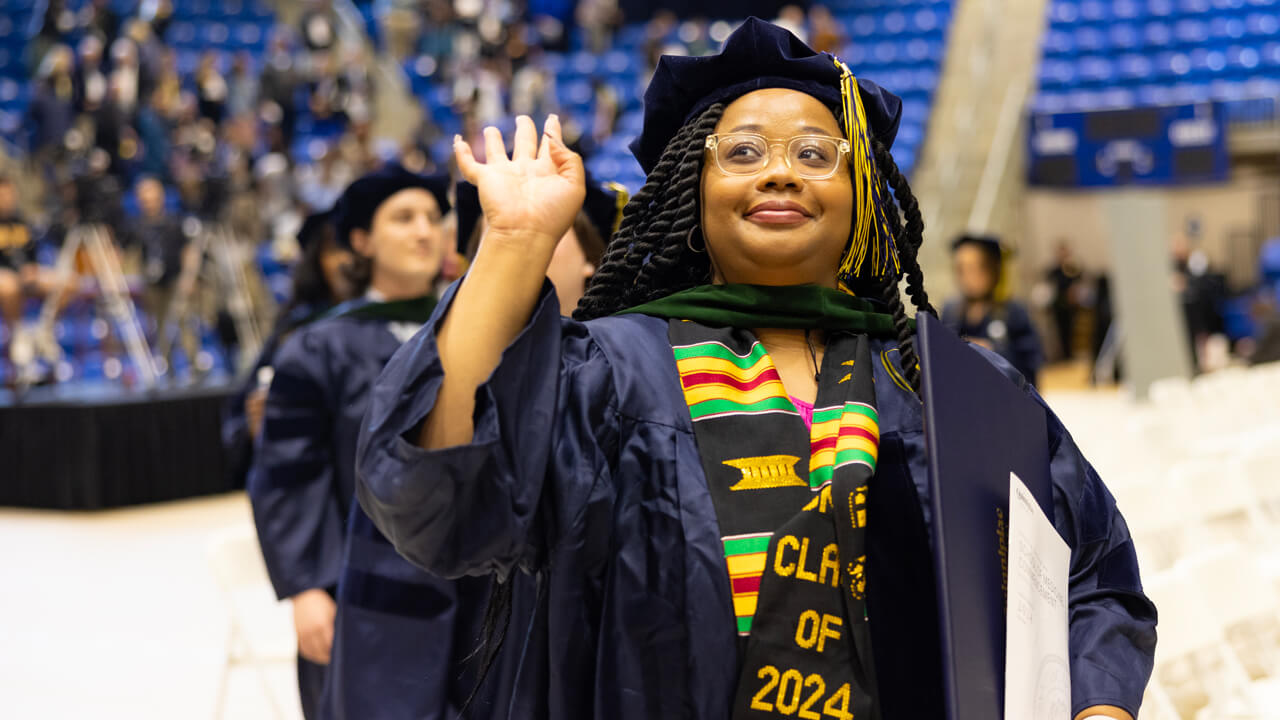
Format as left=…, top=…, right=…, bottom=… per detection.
left=350, top=188, right=446, bottom=292
left=699, top=88, right=854, bottom=288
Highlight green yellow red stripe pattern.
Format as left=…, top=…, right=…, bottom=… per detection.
left=723, top=532, right=772, bottom=635
left=674, top=341, right=797, bottom=421
left=808, top=402, right=879, bottom=488
left=676, top=339, right=881, bottom=635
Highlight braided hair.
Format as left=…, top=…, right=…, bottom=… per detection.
left=574, top=104, right=937, bottom=393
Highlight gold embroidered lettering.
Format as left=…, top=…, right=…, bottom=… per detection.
left=795, top=538, right=819, bottom=582
left=819, top=544, right=840, bottom=587
left=794, top=610, right=821, bottom=649
left=818, top=614, right=843, bottom=653
left=774, top=536, right=799, bottom=577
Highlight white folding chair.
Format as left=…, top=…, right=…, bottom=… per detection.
left=1115, top=478, right=1197, bottom=573
left=205, top=525, right=301, bottom=720
left=1182, top=545, right=1280, bottom=680
left=1146, top=566, right=1256, bottom=719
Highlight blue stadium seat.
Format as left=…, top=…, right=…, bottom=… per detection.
left=1113, top=0, right=1144, bottom=19
left=904, top=37, right=944, bottom=63
left=1077, top=56, right=1116, bottom=86
left=556, top=79, right=594, bottom=111
left=848, top=14, right=877, bottom=39
left=1116, top=53, right=1155, bottom=81
left=1109, top=23, right=1143, bottom=51
left=168, top=22, right=198, bottom=47
left=1148, top=0, right=1176, bottom=18
left=568, top=51, right=598, bottom=77
left=600, top=50, right=635, bottom=79
left=234, top=23, right=264, bottom=48
left=871, top=40, right=901, bottom=65
left=881, top=11, right=909, bottom=36
left=540, top=53, right=567, bottom=76
left=1078, top=0, right=1111, bottom=22
left=1042, top=29, right=1075, bottom=57
left=1074, top=26, right=1107, bottom=54
left=1225, top=44, right=1262, bottom=72
left=1208, top=15, right=1247, bottom=40
left=202, top=23, right=232, bottom=48
left=1245, top=12, right=1280, bottom=37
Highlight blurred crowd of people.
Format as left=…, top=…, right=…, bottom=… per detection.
left=23, top=0, right=380, bottom=239
left=0, top=0, right=860, bottom=387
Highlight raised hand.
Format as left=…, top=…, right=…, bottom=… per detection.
left=454, top=114, right=586, bottom=252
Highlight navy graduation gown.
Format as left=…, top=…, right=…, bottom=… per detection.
left=249, top=300, right=391, bottom=600
left=248, top=296, right=493, bottom=720
left=941, top=298, right=1045, bottom=385
left=223, top=302, right=329, bottom=490
left=357, top=282, right=1158, bottom=720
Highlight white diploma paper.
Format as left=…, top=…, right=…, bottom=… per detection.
left=1004, top=471, right=1072, bottom=720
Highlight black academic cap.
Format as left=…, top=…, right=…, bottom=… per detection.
left=582, top=175, right=629, bottom=242
left=296, top=207, right=335, bottom=252
left=951, top=233, right=1005, bottom=264
left=454, top=180, right=481, bottom=255
left=334, top=163, right=452, bottom=248
left=629, top=16, right=903, bottom=175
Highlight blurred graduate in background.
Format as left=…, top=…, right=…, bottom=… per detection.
left=246, top=164, right=451, bottom=719
left=221, top=208, right=354, bottom=490
left=942, top=233, right=1044, bottom=385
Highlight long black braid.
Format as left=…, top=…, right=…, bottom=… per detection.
left=871, top=138, right=936, bottom=390
left=574, top=104, right=724, bottom=319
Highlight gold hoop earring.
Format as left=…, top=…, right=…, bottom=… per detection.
left=686, top=226, right=706, bottom=254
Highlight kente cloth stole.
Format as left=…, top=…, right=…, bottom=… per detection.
left=669, top=320, right=882, bottom=720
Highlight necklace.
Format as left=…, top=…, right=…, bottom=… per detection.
left=804, top=329, right=822, bottom=383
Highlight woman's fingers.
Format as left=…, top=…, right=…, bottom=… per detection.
left=544, top=113, right=563, bottom=147
left=537, top=111, right=563, bottom=162
left=546, top=122, right=585, bottom=188
left=453, top=135, right=480, bottom=183
left=483, top=125, right=508, bottom=166
left=512, top=115, right=538, bottom=161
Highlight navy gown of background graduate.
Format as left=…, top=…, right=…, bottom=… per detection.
left=223, top=209, right=341, bottom=490
left=316, top=298, right=498, bottom=720
left=940, top=234, right=1044, bottom=385
left=940, top=299, right=1043, bottom=384
left=222, top=301, right=328, bottom=487
left=250, top=292, right=475, bottom=719
left=355, top=19, right=1155, bottom=720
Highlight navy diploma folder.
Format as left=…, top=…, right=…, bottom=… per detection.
left=917, top=312, right=1055, bottom=720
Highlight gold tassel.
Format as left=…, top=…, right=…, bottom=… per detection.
left=606, top=181, right=630, bottom=237
left=832, top=57, right=900, bottom=286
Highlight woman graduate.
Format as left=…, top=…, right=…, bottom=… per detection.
left=356, top=19, right=1155, bottom=720
left=222, top=209, right=354, bottom=490
left=247, top=164, right=453, bottom=719
left=941, top=233, right=1044, bottom=385
left=322, top=174, right=626, bottom=720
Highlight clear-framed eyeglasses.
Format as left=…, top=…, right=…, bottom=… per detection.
left=704, top=133, right=852, bottom=180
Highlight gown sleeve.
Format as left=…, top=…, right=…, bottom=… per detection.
left=974, top=346, right=1157, bottom=717
left=356, top=280, right=616, bottom=580
left=1005, top=301, right=1046, bottom=385
left=248, top=330, right=346, bottom=599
